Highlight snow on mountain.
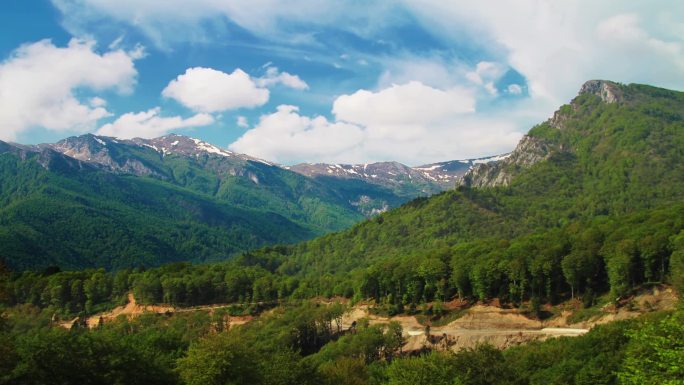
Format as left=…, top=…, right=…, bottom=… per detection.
left=290, top=154, right=510, bottom=194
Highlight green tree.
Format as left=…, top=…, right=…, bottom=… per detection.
left=176, top=331, right=262, bottom=385
left=618, top=312, right=684, bottom=385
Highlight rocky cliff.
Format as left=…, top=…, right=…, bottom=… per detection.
left=458, top=80, right=622, bottom=189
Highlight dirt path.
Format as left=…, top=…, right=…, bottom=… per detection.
left=58, top=293, right=249, bottom=329
left=84, top=293, right=174, bottom=328
left=341, top=303, right=588, bottom=352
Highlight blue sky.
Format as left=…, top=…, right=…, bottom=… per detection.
left=1, top=0, right=683, bottom=165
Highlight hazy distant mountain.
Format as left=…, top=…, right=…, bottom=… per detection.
left=288, top=155, right=507, bottom=215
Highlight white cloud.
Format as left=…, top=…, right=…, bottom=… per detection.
left=507, top=84, right=523, bottom=95
left=51, top=0, right=394, bottom=49
left=162, top=67, right=269, bottom=113
left=466, top=61, right=502, bottom=84
left=236, top=116, right=248, bottom=128
left=97, top=107, right=214, bottom=139
left=230, top=82, right=521, bottom=165
left=403, top=0, right=684, bottom=106
left=89, top=97, right=107, bottom=107
left=256, top=66, right=309, bottom=90
left=465, top=61, right=505, bottom=96
left=0, top=38, right=140, bottom=141
left=229, top=105, right=365, bottom=164
left=45, top=0, right=684, bottom=164
left=333, top=81, right=475, bottom=130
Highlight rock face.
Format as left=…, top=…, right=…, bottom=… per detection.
left=1, top=139, right=94, bottom=173
left=458, top=80, right=624, bottom=189
left=45, top=134, right=161, bottom=176
left=289, top=161, right=454, bottom=195
left=458, top=136, right=554, bottom=188
left=578, top=80, right=623, bottom=104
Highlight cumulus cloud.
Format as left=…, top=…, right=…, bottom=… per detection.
left=465, top=61, right=505, bottom=95
left=0, top=38, right=140, bottom=141
left=230, top=82, right=521, bottom=165
left=162, top=67, right=269, bottom=113
left=46, top=0, right=684, bottom=163
left=256, top=66, right=309, bottom=90
left=333, top=81, right=475, bottom=139
left=97, top=107, right=214, bottom=139
left=229, top=105, right=365, bottom=164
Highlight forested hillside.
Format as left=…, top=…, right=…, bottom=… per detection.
left=0, top=152, right=322, bottom=270
left=0, top=137, right=372, bottom=270
left=6, top=81, right=684, bottom=313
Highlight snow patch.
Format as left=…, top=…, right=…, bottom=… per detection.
left=190, top=137, right=233, bottom=157
left=414, top=164, right=442, bottom=171
left=472, top=153, right=511, bottom=164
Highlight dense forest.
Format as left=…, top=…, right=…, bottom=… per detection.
left=0, top=296, right=681, bottom=385
left=0, top=143, right=374, bottom=270
left=2, top=81, right=684, bottom=384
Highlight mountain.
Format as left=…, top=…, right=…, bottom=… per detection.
left=0, top=140, right=325, bottom=270
left=0, top=135, right=384, bottom=270
left=39, top=134, right=480, bottom=218
left=2, top=131, right=505, bottom=270
left=288, top=154, right=507, bottom=215
left=214, top=80, right=684, bottom=305
left=37, top=134, right=370, bottom=232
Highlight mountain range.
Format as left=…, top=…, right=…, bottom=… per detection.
left=0, top=129, right=502, bottom=270
left=5, top=78, right=678, bottom=279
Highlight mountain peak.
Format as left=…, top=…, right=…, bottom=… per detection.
left=578, top=80, right=623, bottom=103
left=137, top=135, right=236, bottom=158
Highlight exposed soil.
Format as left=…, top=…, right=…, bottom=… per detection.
left=339, top=285, right=677, bottom=352
left=63, top=285, right=678, bottom=353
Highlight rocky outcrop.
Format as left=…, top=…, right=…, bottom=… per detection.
left=458, top=80, right=627, bottom=189
left=47, top=134, right=162, bottom=177
left=578, top=80, right=623, bottom=104
left=459, top=135, right=555, bottom=188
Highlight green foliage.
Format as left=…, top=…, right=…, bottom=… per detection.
left=177, top=331, right=263, bottom=385
left=618, top=311, right=684, bottom=385
left=0, top=148, right=369, bottom=271
left=385, top=351, right=462, bottom=385
left=5, top=328, right=177, bottom=385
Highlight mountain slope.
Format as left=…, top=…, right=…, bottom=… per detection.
left=225, top=80, right=684, bottom=302
left=0, top=146, right=318, bottom=270
left=3, top=131, right=507, bottom=270
left=39, top=134, right=367, bottom=233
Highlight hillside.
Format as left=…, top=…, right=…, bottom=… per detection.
left=0, top=148, right=321, bottom=270
left=160, top=80, right=683, bottom=308
left=8, top=80, right=684, bottom=310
